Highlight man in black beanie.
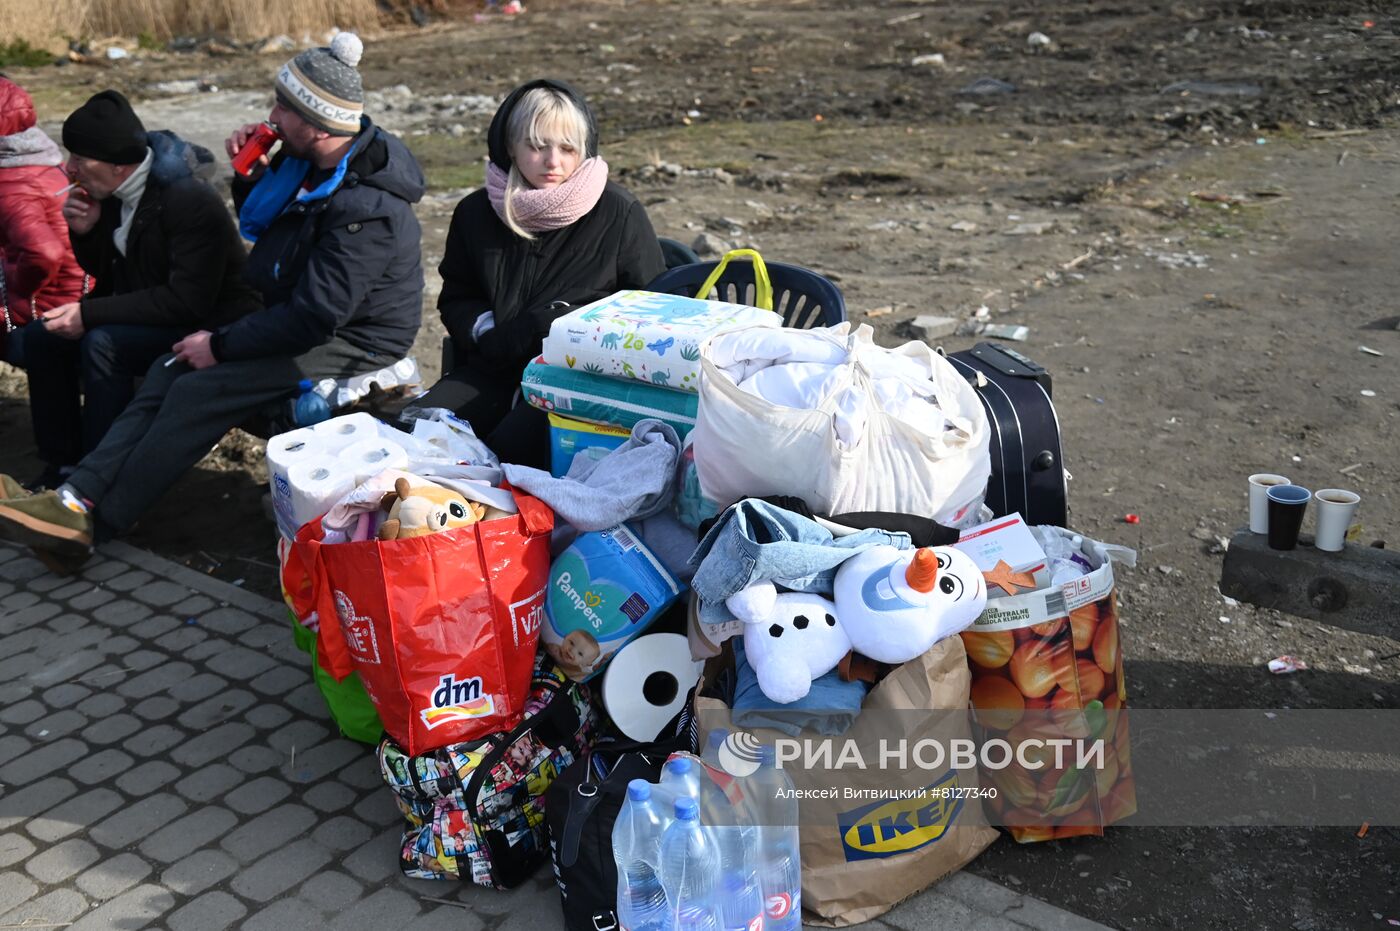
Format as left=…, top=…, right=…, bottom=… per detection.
left=0, top=38, right=425, bottom=573
left=13, top=89, right=259, bottom=491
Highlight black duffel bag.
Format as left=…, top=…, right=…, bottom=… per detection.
left=546, top=700, right=696, bottom=931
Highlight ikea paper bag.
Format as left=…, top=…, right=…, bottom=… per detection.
left=695, top=636, right=997, bottom=927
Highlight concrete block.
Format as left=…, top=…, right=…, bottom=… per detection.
left=73, top=852, right=152, bottom=900
left=221, top=804, right=316, bottom=862
left=140, top=807, right=239, bottom=862
left=25, top=837, right=99, bottom=884
left=174, top=763, right=243, bottom=802
left=225, top=776, right=291, bottom=815
left=90, top=793, right=188, bottom=849
left=83, top=713, right=143, bottom=746
left=1220, top=528, right=1400, bottom=636
left=912, top=314, right=960, bottom=342
left=27, top=787, right=123, bottom=841
left=230, top=838, right=333, bottom=902
left=168, top=890, right=248, bottom=931
left=160, top=848, right=238, bottom=895
left=0, top=777, right=77, bottom=831
left=67, top=883, right=173, bottom=931
left=0, top=835, right=35, bottom=869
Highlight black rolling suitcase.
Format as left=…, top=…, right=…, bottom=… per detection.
left=946, top=342, right=1068, bottom=527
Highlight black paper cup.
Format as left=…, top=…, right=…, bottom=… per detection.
left=1266, top=484, right=1311, bottom=551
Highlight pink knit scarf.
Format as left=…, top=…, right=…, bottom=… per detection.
left=486, top=156, right=608, bottom=233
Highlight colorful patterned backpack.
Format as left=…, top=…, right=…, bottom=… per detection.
left=378, top=658, right=598, bottom=888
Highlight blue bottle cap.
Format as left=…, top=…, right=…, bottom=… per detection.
left=297, top=378, right=313, bottom=392
left=627, top=779, right=652, bottom=802
left=674, top=796, right=699, bottom=820
left=668, top=757, right=693, bottom=775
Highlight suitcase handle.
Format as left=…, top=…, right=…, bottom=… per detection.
left=965, top=342, right=1052, bottom=397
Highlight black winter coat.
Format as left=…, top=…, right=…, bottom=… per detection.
left=216, top=118, right=425, bottom=362
left=72, top=131, right=261, bottom=331
left=439, top=77, right=666, bottom=377
left=439, top=183, right=665, bottom=376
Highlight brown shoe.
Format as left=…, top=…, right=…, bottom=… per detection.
left=0, top=490, right=93, bottom=566
left=0, top=474, right=29, bottom=501
left=31, top=545, right=91, bottom=576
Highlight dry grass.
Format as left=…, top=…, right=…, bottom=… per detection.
left=0, top=0, right=380, bottom=47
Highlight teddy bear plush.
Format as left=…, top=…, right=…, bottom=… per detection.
left=377, top=476, right=485, bottom=541
left=832, top=545, right=987, bottom=665
left=726, top=583, right=850, bottom=704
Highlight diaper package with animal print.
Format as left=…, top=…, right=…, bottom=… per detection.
left=540, top=289, right=779, bottom=393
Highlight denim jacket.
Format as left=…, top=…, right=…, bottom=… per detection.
left=689, top=498, right=910, bottom=625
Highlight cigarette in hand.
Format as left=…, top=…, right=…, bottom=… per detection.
left=52, top=181, right=80, bottom=198
left=164, top=356, right=179, bottom=367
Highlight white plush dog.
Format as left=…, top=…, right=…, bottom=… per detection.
left=726, top=583, right=851, bottom=704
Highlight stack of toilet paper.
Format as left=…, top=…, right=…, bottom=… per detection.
left=267, top=413, right=409, bottom=540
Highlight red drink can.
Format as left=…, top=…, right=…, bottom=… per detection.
left=232, top=122, right=280, bottom=177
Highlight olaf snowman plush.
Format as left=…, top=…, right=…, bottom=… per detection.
left=726, top=584, right=850, bottom=704
left=833, top=545, right=987, bottom=665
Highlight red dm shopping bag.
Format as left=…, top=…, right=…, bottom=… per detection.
left=285, top=484, right=554, bottom=755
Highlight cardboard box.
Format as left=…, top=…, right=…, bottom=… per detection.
left=952, top=513, right=1048, bottom=595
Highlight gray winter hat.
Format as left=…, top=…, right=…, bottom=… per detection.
left=275, top=32, right=364, bottom=135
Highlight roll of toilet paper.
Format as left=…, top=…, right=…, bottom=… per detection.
left=602, top=633, right=703, bottom=742
left=267, top=428, right=329, bottom=539
left=311, top=412, right=383, bottom=454
left=340, top=437, right=409, bottom=484
left=287, top=458, right=359, bottom=537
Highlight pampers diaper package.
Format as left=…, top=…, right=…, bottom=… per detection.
left=542, top=525, right=684, bottom=681
left=540, top=289, right=779, bottom=392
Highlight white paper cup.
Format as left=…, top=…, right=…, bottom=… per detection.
left=1248, top=473, right=1290, bottom=534
left=1312, top=488, right=1359, bottom=552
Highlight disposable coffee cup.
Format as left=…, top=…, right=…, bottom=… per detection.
left=1266, top=484, right=1311, bottom=551
left=1248, top=473, right=1290, bottom=534
left=1312, top=488, right=1359, bottom=552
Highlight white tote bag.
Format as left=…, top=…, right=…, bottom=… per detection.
left=690, top=323, right=990, bottom=523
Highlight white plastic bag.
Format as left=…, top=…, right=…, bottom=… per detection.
left=690, top=323, right=991, bottom=523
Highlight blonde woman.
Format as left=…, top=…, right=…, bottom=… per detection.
left=413, top=79, right=665, bottom=467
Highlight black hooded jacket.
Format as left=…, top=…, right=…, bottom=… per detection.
left=215, top=118, right=425, bottom=362
left=72, top=130, right=262, bottom=331
left=438, top=78, right=665, bottom=376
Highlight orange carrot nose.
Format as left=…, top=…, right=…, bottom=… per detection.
left=905, top=548, right=939, bottom=593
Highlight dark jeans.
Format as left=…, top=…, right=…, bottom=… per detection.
left=67, top=337, right=382, bottom=539
left=409, top=365, right=549, bottom=470
left=11, top=320, right=188, bottom=467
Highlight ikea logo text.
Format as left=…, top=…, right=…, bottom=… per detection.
left=836, top=771, right=965, bottom=862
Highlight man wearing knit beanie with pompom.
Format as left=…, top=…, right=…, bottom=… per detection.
left=0, top=33, right=427, bottom=573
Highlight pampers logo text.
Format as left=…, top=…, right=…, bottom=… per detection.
left=554, top=571, right=604, bottom=630
left=836, top=770, right=966, bottom=861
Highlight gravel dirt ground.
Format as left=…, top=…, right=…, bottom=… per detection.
left=2, top=2, right=1398, bottom=928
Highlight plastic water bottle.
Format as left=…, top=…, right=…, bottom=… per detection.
left=613, top=780, right=669, bottom=931
left=718, top=868, right=764, bottom=931
left=746, top=751, right=802, bottom=931
left=293, top=378, right=331, bottom=427
left=659, top=796, right=720, bottom=931
left=660, top=757, right=708, bottom=802
left=711, top=798, right=760, bottom=931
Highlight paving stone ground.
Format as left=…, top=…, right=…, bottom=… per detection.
left=0, top=540, right=1111, bottom=931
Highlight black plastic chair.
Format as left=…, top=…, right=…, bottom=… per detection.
left=645, top=259, right=847, bottom=329
left=658, top=236, right=700, bottom=269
